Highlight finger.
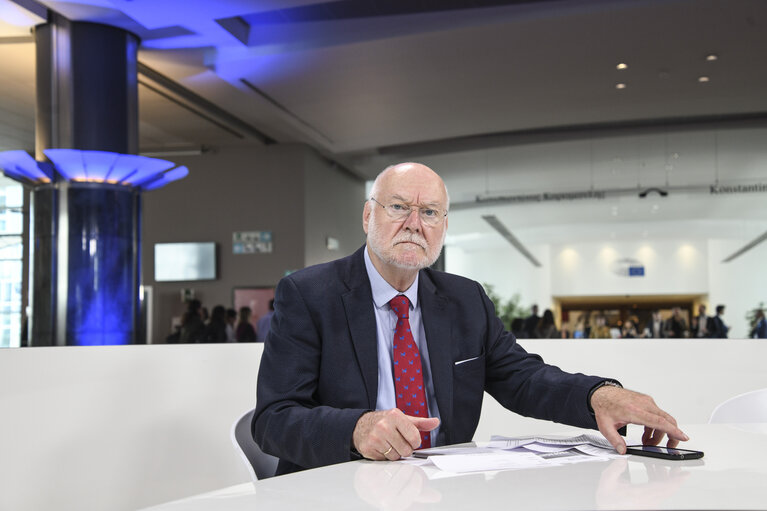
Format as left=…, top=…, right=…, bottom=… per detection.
left=648, top=417, right=688, bottom=443
left=387, top=428, right=417, bottom=459
left=657, top=412, right=686, bottom=445
left=641, top=426, right=653, bottom=445
left=381, top=444, right=397, bottom=460
left=391, top=416, right=423, bottom=452
left=642, top=426, right=665, bottom=446
left=409, top=416, right=440, bottom=431
left=626, top=408, right=689, bottom=443
left=596, top=417, right=627, bottom=454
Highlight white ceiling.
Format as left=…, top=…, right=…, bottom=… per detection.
left=2, top=0, right=767, bottom=251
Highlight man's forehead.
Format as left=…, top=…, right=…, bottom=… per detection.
left=378, top=174, right=446, bottom=204
left=383, top=192, right=443, bottom=206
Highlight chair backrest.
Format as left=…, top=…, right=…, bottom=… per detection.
left=231, top=409, right=279, bottom=480
left=709, top=388, right=767, bottom=423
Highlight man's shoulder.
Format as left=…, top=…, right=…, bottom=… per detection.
left=420, top=267, right=482, bottom=296
left=280, top=246, right=364, bottom=289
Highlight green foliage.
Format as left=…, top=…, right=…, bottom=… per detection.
left=482, top=283, right=529, bottom=332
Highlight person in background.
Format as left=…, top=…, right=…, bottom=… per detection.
left=256, top=299, right=275, bottom=343
left=589, top=315, right=611, bottom=338
left=750, top=309, right=767, bottom=338
left=236, top=306, right=257, bottom=342
left=225, top=308, right=237, bottom=342
left=709, top=305, right=729, bottom=338
left=572, top=313, right=588, bottom=339
left=664, top=307, right=688, bottom=338
left=179, top=299, right=205, bottom=343
left=510, top=317, right=524, bottom=338
left=694, top=304, right=711, bottom=338
left=621, top=319, right=638, bottom=338
left=534, top=309, right=559, bottom=339
left=254, top=162, right=687, bottom=475
left=203, top=305, right=228, bottom=343
left=645, top=310, right=665, bottom=338
left=521, top=304, right=540, bottom=338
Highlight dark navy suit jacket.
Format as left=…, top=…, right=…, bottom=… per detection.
left=253, top=246, right=606, bottom=475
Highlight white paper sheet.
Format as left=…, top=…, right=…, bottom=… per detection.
left=429, top=451, right=550, bottom=473
left=415, top=446, right=500, bottom=457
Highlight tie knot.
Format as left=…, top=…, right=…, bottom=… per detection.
left=389, top=296, right=411, bottom=319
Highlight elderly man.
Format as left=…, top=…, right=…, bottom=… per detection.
left=253, top=162, right=687, bottom=475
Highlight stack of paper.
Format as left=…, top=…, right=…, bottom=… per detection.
left=410, top=434, right=620, bottom=474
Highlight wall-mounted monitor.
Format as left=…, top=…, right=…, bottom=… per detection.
left=154, top=242, right=216, bottom=282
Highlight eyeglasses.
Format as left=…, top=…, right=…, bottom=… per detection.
left=369, top=197, right=447, bottom=226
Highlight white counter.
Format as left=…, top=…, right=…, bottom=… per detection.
left=143, top=423, right=767, bottom=511
left=2, top=340, right=766, bottom=510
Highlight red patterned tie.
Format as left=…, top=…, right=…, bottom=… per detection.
left=389, top=295, right=431, bottom=449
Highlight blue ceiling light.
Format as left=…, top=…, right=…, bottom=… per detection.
left=140, top=165, right=190, bottom=190
left=0, top=150, right=53, bottom=184
left=0, top=149, right=188, bottom=190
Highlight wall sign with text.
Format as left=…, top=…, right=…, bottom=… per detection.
left=611, top=257, right=645, bottom=277
left=233, top=230, right=273, bottom=254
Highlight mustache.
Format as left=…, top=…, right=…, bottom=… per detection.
left=393, top=233, right=427, bottom=248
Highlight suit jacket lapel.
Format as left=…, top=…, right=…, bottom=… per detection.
left=342, top=247, right=379, bottom=409
left=419, top=271, right=454, bottom=444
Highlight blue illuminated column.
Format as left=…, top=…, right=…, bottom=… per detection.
left=20, top=13, right=141, bottom=346
left=57, top=183, right=139, bottom=346
left=0, top=15, right=189, bottom=345
left=0, top=150, right=187, bottom=345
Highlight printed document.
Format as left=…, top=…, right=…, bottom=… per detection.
left=410, top=433, right=620, bottom=474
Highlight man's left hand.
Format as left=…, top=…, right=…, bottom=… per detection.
left=590, top=386, right=689, bottom=454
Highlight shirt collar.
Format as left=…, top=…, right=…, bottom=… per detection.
left=364, top=244, right=419, bottom=310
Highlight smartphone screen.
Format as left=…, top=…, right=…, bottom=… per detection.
left=625, top=445, right=704, bottom=460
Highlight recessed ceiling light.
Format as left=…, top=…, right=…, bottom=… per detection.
left=616, top=83, right=627, bottom=89
left=616, top=63, right=628, bottom=70
left=698, top=76, right=710, bottom=83
left=705, top=54, right=718, bottom=61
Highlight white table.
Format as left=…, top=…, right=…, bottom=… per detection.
left=143, top=424, right=767, bottom=510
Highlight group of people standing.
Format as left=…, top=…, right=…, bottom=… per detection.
left=171, top=298, right=274, bottom=343
left=512, top=305, right=560, bottom=339
left=629, top=306, right=728, bottom=339
left=512, top=303, right=743, bottom=339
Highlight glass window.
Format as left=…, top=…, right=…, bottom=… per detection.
left=0, top=175, right=23, bottom=348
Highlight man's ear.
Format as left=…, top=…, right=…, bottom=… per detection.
left=362, top=202, right=371, bottom=234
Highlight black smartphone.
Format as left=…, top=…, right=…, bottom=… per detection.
left=625, top=445, right=704, bottom=460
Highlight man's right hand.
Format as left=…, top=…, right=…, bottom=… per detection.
left=353, top=409, right=440, bottom=460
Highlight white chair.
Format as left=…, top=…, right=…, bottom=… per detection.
left=709, top=388, right=767, bottom=423
left=230, top=409, right=279, bottom=480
